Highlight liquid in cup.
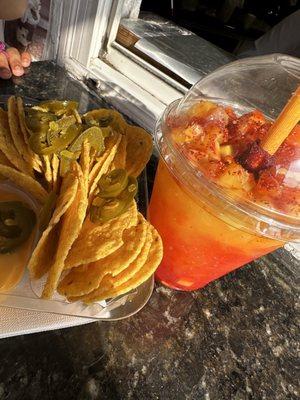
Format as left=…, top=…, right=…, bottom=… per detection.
left=149, top=90, right=300, bottom=291
left=149, top=160, right=281, bottom=291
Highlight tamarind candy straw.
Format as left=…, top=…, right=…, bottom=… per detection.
left=261, top=86, right=300, bottom=155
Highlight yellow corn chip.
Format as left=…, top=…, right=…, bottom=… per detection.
left=42, top=164, right=88, bottom=299
left=28, top=171, right=78, bottom=279
left=0, top=150, right=13, bottom=167
left=89, top=147, right=97, bottom=171
left=7, top=96, right=34, bottom=170
left=71, top=225, right=163, bottom=303
left=112, top=134, right=127, bottom=169
left=16, top=97, right=43, bottom=173
left=16, top=97, right=30, bottom=144
left=80, top=140, right=90, bottom=188
left=0, top=164, right=48, bottom=203
left=125, top=125, right=153, bottom=177
left=64, top=201, right=138, bottom=269
left=43, top=155, right=52, bottom=189
left=58, top=213, right=147, bottom=297
left=83, top=109, right=127, bottom=135
left=74, top=109, right=82, bottom=124
left=0, top=108, right=32, bottom=175
left=51, top=153, right=60, bottom=193
left=110, top=223, right=152, bottom=287
left=89, top=132, right=121, bottom=196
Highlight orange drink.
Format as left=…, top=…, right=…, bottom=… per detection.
left=149, top=160, right=281, bottom=291
left=149, top=94, right=300, bottom=291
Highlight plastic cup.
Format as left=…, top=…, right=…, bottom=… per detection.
left=148, top=54, right=300, bottom=291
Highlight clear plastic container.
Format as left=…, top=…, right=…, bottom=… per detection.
left=0, top=97, right=153, bottom=320
left=148, top=54, right=300, bottom=291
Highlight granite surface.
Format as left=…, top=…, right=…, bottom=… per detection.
left=0, top=62, right=299, bottom=400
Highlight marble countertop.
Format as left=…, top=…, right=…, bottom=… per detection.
left=0, top=62, right=299, bottom=400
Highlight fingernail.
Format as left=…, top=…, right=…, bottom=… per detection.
left=0, top=68, right=12, bottom=79
left=13, top=65, right=24, bottom=76
left=22, top=59, right=30, bottom=67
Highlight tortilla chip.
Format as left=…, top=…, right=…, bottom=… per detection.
left=80, top=140, right=90, bottom=188
left=0, top=150, right=13, bottom=167
left=42, top=164, right=88, bottom=299
left=58, top=213, right=147, bottom=297
left=89, top=132, right=121, bottom=196
left=125, top=125, right=152, bottom=177
left=0, top=164, right=48, bottom=203
left=110, top=223, right=152, bottom=286
left=51, top=153, right=60, bottom=193
left=83, top=109, right=127, bottom=135
left=112, top=134, right=127, bottom=169
left=28, top=171, right=78, bottom=279
left=71, top=225, right=163, bottom=303
left=89, top=147, right=97, bottom=171
left=16, top=97, right=43, bottom=173
left=64, top=200, right=138, bottom=269
left=74, top=109, right=82, bottom=124
left=16, top=97, right=30, bottom=145
left=7, top=96, right=34, bottom=170
left=43, top=155, right=52, bottom=189
left=0, top=108, right=32, bottom=175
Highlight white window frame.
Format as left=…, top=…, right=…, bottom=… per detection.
left=55, top=0, right=187, bottom=132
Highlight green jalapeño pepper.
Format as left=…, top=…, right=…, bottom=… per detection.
left=33, top=100, right=79, bottom=116
left=68, top=126, right=104, bottom=154
left=29, top=124, right=81, bottom=156
left=47, top=115, right=77, bottom=146
left=98, top=169, right=128, bottom=198
left=59, top=149, right=78, bottom=177
left=0, top=201, right=36, bottom=254
left=25, top=108, right=58, bottom=131
left=90, top=175, right=138, bottom=223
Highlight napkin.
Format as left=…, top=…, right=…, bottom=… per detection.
left=0, top=307, right=92, bottom=339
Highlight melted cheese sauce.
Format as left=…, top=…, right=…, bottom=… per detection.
left=0, top=190, right=37, bottom=293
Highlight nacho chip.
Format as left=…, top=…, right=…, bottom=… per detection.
left=58, top=213, right=147, bottom=297
left=80, top=140, right=90, bottom=188
left=74, top=109, right=82, bottom=124
left=125, top=125, right=153, bottom=177
left=51, top=153, right=60, bottom=193
left=16, top=97, right=43, bottom=173
left=7, top=96, right=34, bottom=170
left=71, top=225, right=163, bottom=303
left=112, top=134, right=127, bottom=169
left=89, top=147, right=97, bottom=171
left=0, top=108, right=32, bottom=175
left=64, top=200, right=138, bottom=269
left=83, top=109, right=127, bottom=135
left=43, top=155, right=52, bottom=189
left=42, top=164, right=88, bottom=299
left=28, top=171, right=78, bottom=279
left=0, top=150, right=13, bottom=167
left=111, top=222, right=152, bottom=286
left=0, top=164, right=48, bottom=203
left=16, top=97, right=30, bottom=145
left=89, top=132, right=121, bottom=196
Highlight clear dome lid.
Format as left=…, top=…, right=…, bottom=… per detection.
left=156, top=54, right=300, bottom=242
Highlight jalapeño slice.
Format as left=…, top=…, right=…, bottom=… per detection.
left=90, top=176, right=138, bottom=223
left=0, top=201, right=36, bottom=254
left=98, top=169, right=128, bottom=198
left=68, top=126, right=104, bottom=154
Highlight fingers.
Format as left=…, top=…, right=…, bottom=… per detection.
left=6, top=47, right=24, bottom=77
left=21, top=51, right=31, bottom=68
left=0, top=53, right=12, bottom=79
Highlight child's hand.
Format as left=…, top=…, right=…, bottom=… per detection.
left=0, top=47, right=31, bottom=79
